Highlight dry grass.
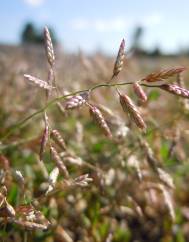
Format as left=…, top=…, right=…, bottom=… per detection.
left=0, top=27, right=189, bottom=242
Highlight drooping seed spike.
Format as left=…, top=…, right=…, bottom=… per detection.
left=112, top=39, right=125, bottom=79
left=39, top=113, right=49, bottom=162
left=160, top=84, right=189, bottom=99
left=10, top=219, right=50, bottom=230
left=44, top=26, right=55, bottom=67
left=159, top=184, right=175, bottom=221
left=157, top=168, right=174, bottom=189
left=64, top=92, right=89, bottom=110
left=13, top=170, right=25, bottom=186
left=176, top=73, right=189, bottom=111
left=46, top=167, right=59, bottom=195
left=50, top=145, right=69, bottom=178
left=24, top=74, right=53, bottom=90
left=133, top=82, right=147, bottom=102
left=0, top=199, right=16, bottom=217
left=74, top=174, right=93, bottom=187
left=48, top=167, right=59, bottom=186
left=118, top=92, right=146, bottom=130
left=51, top=129, right=66, bottom=150
left=89, top=104, right=112, bottom=139
left=141, top=67, right=185, bottom=83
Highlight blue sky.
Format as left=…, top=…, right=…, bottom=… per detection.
left=0, top=0, right=189, bottom=54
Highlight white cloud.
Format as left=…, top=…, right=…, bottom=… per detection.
left=24, top=0, right=45, bottom=7
left=70, top=13, right=163, bottom=33
left=70, top=17, right=128, bottom=32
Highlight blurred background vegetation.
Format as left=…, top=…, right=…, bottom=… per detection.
left=1, top=1, right=189, bottom=242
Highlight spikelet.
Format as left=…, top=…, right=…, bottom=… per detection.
left=39, top=113, right=49, bottom=161
left=63, top=156, right=83, bottom=166
left=127, top=155, right=143, bottom=181
left=160, top=84, right=189, bottom=99
left=0, top=198, right=15, bottom=217
left=112, top=39, right=125, bottom=79
left=141, top=67, right=185, bottom=83
left=159, top=184, right=175, bottom=221
left=48, top=167, right=59, bottom=186
left=24, top=74, right=53, bottom=90
left=74, top=174, right=93, bottom=187
left=118, top=92, right=146, bottom=130
left=50, top=146, right=69, bottom=178
left=4, top=199, right=16, bottom=217
left=176, top=73, right=189, bottom=112
left=13, top=170, right=25, bottom=186
left=133, top=82, right=147, bottom=102
left=16, top=204, right=35, bottom=218
left=127, top=195, right=144, bottom=217
left=105, top=232, right=113, bottom=242
left=64, top=92, right=89, bottom=110
left=46, top=167, right=59, bottom=195
left=139, top=138, right=159, bottom=172
left=51, top=129, right=66, bottom=150
left=157, top=168, right=174, bottom=189
left=56, top=225, right=74, bottom=242
left=0, top=186, right=7, bottom=197
left=0, top=194, right=5, bottom=208
left=89, top=104, right=112, bottom=139
left=44, top=26, right=55, bottom=67
left=15, top=204, right=50, bottom=229
left=10, top=219, right=49, bottom=230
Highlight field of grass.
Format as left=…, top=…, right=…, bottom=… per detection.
left=1, top=30, right=189, bottom=242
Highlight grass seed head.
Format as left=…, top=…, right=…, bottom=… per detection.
left=74, top=174, right=93, bottom=187
left=159, top=184, right=175, bottom=221
left=157, top=168, right=174, bottom=189
left=89, top=104, right=112, bottom=139
left=44, top=26, right=55, bottom=67
left=24, top=74, right=53, bottom=90
left=142, top=67, right=185, bottom=83
left=65, top=92, right=89, bottom=110
left=10, top=219, right=50, bottom=230
left=51, top=129, right=66, bottom=150
left=119, top=92, right=146, bottom=130
left=160, top=84, right=189, bottom=98
left=46, top=167, right=59, bottom=195
left=50, top=145, right=69, bottom=178
left=133, top=82, right=147, bottom=102
left=13, top=170, right=25, bottom=186
left=112, top=39, right=125, bottom=79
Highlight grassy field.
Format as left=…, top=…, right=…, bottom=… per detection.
left=1, top=34, right=189, bottom=242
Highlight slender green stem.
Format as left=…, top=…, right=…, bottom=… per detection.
left=1, top=81, right=151, bottom=141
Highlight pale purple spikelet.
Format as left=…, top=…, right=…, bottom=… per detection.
left=64, top=92, right=89, bottom=110
left=160, top=84, right=189, bottom=98
left=133, top=82, right=147, bottom=102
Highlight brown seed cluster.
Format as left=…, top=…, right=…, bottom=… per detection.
left=51, top=129, right=66, bottom=150
left=89, top=104, right=112, bottom=139
left=112, top=39, right=125, bottom=79
left=119, top=92, right=146, bottom=130
left=50, top=145, right=69, bottom=178
left=142, top=67, right=185, bottom=83
left=133, top=82, right=147, bottom=102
